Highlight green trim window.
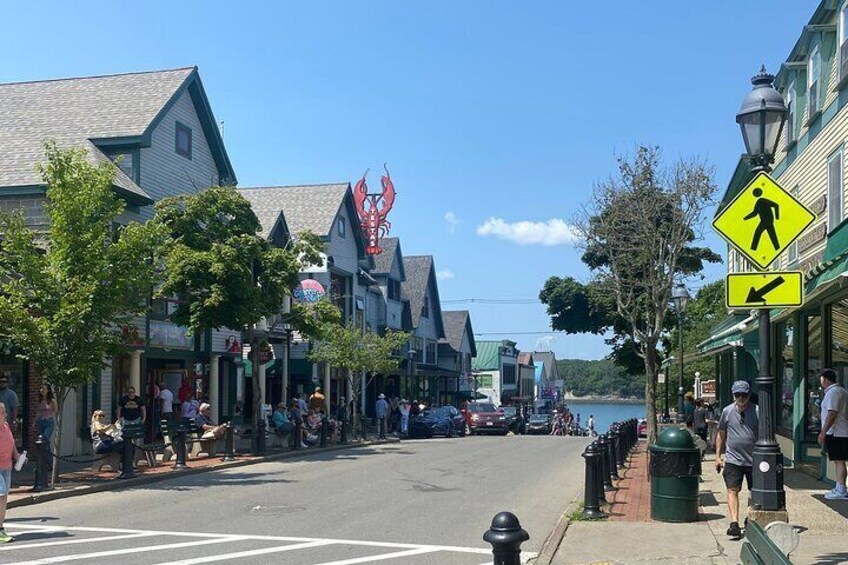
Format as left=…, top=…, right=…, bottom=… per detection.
left=827, top=147, right=844, bottom=232
left=777, top=319, right=795, bottom=433
left=175, top=122, right=192, bottom=159
left=808, top=45, right=821, bottom=120
left=840, top=1, right=848, bottom=81
left=785, top=80, right=796, bottom=146
left=830, top=297, right=848, bottom=387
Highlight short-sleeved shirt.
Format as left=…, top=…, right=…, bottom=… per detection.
left=821, top=384, right=848, bottom=438
left=692, top=407, right=708, bottom=431
left=118, top=395, right=143, bottom=421
left=718, top=402, right=759, bottom=467
left=160, top=389, right=174, bottom=414
left=181, top=399, right=199, bottom=419
left=0, top=389, right=19, bottom=426
left=194, top=413, right=213, bottom=428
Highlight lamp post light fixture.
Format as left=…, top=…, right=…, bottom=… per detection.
left=671, top=283, right=690, bottom=422
left=659, top=372, right=668, bottom=421
left=736, top=66, right=788, bottom=513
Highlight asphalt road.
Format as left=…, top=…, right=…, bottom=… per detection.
left=4, top=434, right=590, bottom=565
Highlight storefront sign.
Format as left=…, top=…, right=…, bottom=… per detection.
left=293, top=279, right=326, bottom=303
left=797, top=223, right=827, bottom=253
left=148, top=321, right=191, bottom=349
left=352, top=165, right=396, bottom=255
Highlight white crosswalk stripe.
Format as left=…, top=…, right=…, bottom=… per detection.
left=0, top=523, right=533, bottom=564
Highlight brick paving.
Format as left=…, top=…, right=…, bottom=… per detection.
left=606, top=440, right=651, bottom=522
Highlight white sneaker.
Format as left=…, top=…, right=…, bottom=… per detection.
left=301, top=443, right=308, bottom=449
left=824, top=487, right=848, bottom=500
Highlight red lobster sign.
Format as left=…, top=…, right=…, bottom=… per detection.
left=352, top=165, right=396, bottom=255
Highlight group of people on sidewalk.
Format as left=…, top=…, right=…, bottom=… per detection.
left=269, top=388, right=340, bottom=448
left=714, top=372, right=848, bottom=540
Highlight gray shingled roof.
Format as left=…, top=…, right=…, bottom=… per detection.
left=440, top=310, right=475, bottom=355
left=238, top=184, right=351, bottom=239
left=0, top=67, right=196, bottom=201
left=371, top=237, right=406, bottom=280
left=401, top=255, right=445, bottom=338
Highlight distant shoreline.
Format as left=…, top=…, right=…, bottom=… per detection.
left=562, top=397, right=644, bottom=405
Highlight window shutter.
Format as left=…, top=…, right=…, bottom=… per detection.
left=828, top=151, right=844, bottom=231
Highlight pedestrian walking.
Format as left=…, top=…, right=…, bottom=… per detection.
left=587, top=414, right=595, bottom=436
left=375, top=394, right=389, bottom=439
left=817, top=369, right=848, bottom=500
left=34, top=384, right=57, bottom=442
left=159, top=382, right=174, bottom=423
left=399, top=399, right=410, bottom=436
left=692, top=399, right=708, bottom=443
left=0, top=374, right=19, bottom=430
left=715, top=380, right=758, bottom=539
left=0, top=403, right=21, bottom=543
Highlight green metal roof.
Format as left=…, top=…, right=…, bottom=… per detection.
left=472, top=340, right=501, bottom=371
left=698, top=313, right=751, bottom=354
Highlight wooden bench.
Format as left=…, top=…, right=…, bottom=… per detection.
left=161, top=419, right=217, bottom=461
left=92, top=421, right=150, bottom=472
left=740, top=520, right=795, bottom=565
left=92, top=451, right=121, bottom=472
left=267, top=416, right=294, bottom=449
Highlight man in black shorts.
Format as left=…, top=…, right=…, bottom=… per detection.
left=818, top=369, right=848, bottom=500
left=715, top=380, right=758, bottom=539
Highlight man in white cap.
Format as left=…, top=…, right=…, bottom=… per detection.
left=818, top=369, right=848, bottom=500
left=375, top=394, right=389, bottom=439
left=715, top=380, right=758, bottom=539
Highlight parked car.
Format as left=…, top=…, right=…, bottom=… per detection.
left=637, top=418, right=647, bottom=438
left=408, top=406, right=466, bottom=439
left=526, top=413, right=552, bottom=434
left=499, top=405, right=524, bottom=434
left=461, top=402, right=510, bottom=435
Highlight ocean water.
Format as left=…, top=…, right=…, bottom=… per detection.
left=564, top=402, right=645, bottom=434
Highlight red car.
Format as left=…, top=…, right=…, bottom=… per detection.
left=461, top=402, right=510, bottom=435
left=637, top=419, right=647, bottom=438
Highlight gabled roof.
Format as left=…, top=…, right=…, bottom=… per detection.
left=472, top=340, right=501, bottom=371
left=0, top=66, right=236, bottom=204
left=440, top=310, right=477, bottom=357
left=401, top=255, right=445, bottom=337
left=517, top=352, right=534, bottom=366
left=533, top=351, right=559, bottom=380
left=372, top=237, right=406, bottom=280
left=238, top=183, right=367, bottom=258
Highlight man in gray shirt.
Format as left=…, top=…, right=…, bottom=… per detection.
left=0, top=374, right=19, bottom=428
left=715, top=380, right=758, bottom=539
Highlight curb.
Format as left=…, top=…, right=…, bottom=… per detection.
left=9, top=438, right=398, bottom=509
left=532, top=494, right=581, bottom=565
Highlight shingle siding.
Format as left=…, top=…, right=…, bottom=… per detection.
left=0, top=196, right=49, bottom=230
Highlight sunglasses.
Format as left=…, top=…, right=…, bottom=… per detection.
left=733, top=393, right=749, bottom=398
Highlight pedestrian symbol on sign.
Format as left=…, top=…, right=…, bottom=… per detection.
left=744, top=188, right=780, bottom=251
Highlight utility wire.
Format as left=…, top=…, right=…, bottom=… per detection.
left=474, top=331, right=561, bottom=335
left=442, top=298, right=540, bottom=304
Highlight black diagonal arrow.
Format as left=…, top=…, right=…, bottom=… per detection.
left=746, top=276, right=786, bottom=304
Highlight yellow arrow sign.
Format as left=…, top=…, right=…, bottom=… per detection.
left=726, top=271, right=804, bottom=309
left=713, top=172, right=816, bottom=270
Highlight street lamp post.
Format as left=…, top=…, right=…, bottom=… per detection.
left=736, top=66, right=788, bottom=513
left=671, top=283, right=690, bottom=422
left=660, top=372, right=668, bottom=421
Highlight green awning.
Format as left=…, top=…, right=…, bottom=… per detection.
left=804, top=219, right=848, bottom=297
left=243, top=359, right=277, bottom=378
left=698, top=313, right=750, bottom=354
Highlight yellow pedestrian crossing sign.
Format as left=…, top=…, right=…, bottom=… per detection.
left=713, top=172, right=815, bottom=270
left=726, top=271, right=804, bottom=309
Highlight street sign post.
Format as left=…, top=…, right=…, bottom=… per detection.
left=726, top=271, right=804, bottom=309
left=713, top=172, right=815, bottom=270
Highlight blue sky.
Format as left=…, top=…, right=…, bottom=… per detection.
left=1, top=1, right=817, bottom=361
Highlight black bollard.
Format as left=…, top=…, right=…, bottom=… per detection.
left=118, top=435, right=136, bottom=479
left=592, top=440, right=607, bottom=504
left=614, top=425, right=626, bottom=469
left=360, top=415, right=368, bottom=441
left=222, top=423, right=235, bottom=462
left=31, top=435, right=50, bottom=492
left=339, top=419, right=347, bottom=445
left=294, top=418, right=302, bottom=450
left=598, top=434, right=617, bottom=492
left=581, top=443, right=609, bottom=519
left=252, top=419, right=266, bottom=456
left=483, top=511, right=530, bottom=565
left=320, top=417, right=329, bottom=447
left=607, top=430, right=621, bottom=481
left=172, top=425, right=188, bottom=470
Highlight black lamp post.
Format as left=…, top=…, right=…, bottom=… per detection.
left=407, top=349, right=417, bottom=400
left=671, top=283, right=690, bottom=422
left=660, top=372, right=668, bottom=421
left=736, top=66, right=788, bottom=512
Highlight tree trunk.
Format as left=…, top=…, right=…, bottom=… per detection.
left=250, top=329, right=263, bottom=433
left=643, top=340, right=659, bottom=445
left=50, top=387, right=70, bottom=485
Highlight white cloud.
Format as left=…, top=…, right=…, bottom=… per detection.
left=534, top=335, right=556, bottom=351
left=444, top=211, right=461, bottom=232
left=476, top=217, right=578, bottom=246
left=436, top=269, right=455, bottom=281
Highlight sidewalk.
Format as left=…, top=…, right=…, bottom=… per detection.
left=7, top=437, right=397, bottom=509
left=545, top=441, right=848, bottom=565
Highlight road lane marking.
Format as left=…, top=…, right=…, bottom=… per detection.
left=312, top=547, right=440, bottom=564
left=0, top=532, right=157, bottom=551
left=151, top=540, right=333, bottom=564
left=3, top=536, right=241, bottom=565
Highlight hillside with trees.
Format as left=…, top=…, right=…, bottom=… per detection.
left=557, top=359, right=646, bottom=399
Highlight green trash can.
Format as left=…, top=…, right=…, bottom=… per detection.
left=649, top=427, right=701, bottom=522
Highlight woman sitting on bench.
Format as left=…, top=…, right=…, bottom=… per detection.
left=271, top=403, right=295, bottom=436
left=90, top=410, right=123, bottom=454
left=195, top=403, right=228, bottom=439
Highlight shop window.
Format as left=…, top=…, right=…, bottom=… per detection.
left=805, top=313, right=823, bottom=440
left=777, top=320, right=794, bottom=433
left=830, top=298, right=848, bottom=386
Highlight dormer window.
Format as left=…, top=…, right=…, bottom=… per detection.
left=175, top=122, right=192, bottom=159
left=808, top=45, right=821, bottom=120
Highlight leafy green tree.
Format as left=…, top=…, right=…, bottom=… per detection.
left=540, top=146, right=720, bottom=441
left=308, top=325, right=409, bottom=436
left=154, top=186, right=339, bottom=444
left=556, top=359, right=646, bottom=398
left=0, top=143, right=160, bottom=482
